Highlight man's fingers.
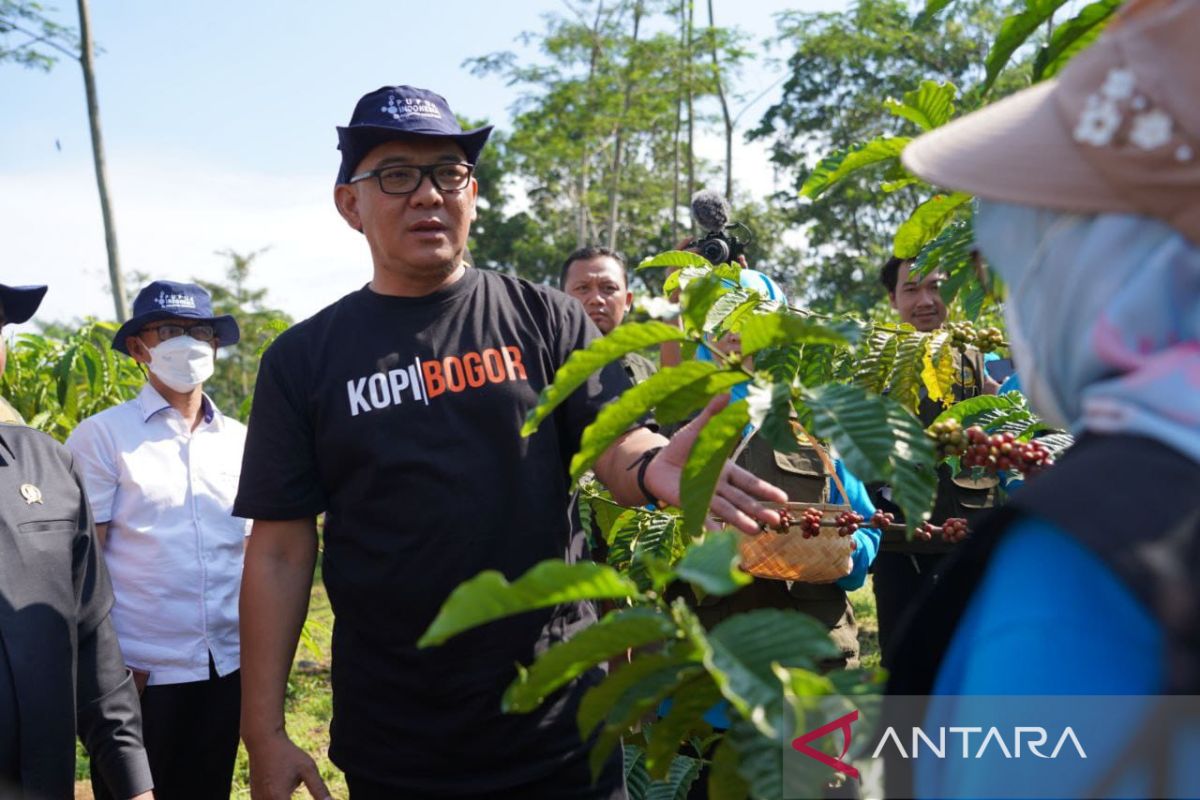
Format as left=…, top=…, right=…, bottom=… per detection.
left=714, top=479, right=762, bottom=518
left=708, top=495, right=763, bottom=535
left=300, top=760, right=332, bottom=800
left=726, top=463, right=788, bottom=504
left=680, top=393, right=730, bottom=434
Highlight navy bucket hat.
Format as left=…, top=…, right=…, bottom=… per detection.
left=0, top=284, right=48, bottom=324
left=336, top=85, right=493, bottom=185
left=112, top=280, right=240, bottom=355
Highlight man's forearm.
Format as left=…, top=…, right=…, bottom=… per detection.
left=593, top=427, right=670, bottom=507
left=239, top=518, right=319, bottom=746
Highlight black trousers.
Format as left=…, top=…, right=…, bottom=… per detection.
left=346, top=747, right=627, bottom=800
left=871, top=551, right=951, bottom=668
left=91, top=655, right=240, bottom=800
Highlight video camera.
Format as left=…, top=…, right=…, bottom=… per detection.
left=690, top=189, right=753, bottom=265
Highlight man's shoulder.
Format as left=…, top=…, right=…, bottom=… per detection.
left=212, top=409, right=248, bottom=438
left=0, top=424, right=74, bottom=466
left=476, top=269, right=575, bottom=310
left=72, top=397, right=141, bottom=434
left=263, top=289, right=363, bottom=358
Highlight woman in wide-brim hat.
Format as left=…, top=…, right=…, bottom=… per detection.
left=885, top=1, right=1200, bottom=797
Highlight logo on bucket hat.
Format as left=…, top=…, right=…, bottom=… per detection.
left=112, top=280, right=240, bottom=355
left=335, top=85, right=493, bottom=186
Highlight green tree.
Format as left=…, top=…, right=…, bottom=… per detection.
left=750, top=0, right=1017, bottom=312
left=465, top=0, right=752, bottom=283
left=194, top=249, right=291, bottom=421
left=0, top=0, right=73, bottom=68
left=0, top=320, right=143, bottom=441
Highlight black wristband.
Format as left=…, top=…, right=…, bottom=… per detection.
left=628, top=446, right=665, bottom=507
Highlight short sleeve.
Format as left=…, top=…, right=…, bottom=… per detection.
left=233, top=335, right=327, bottom=520
left=65, top=418, right=118, bottom=525
left=551, top=296, right=635, bottom=467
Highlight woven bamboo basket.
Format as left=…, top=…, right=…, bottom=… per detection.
left=738, top=502, right=855, bottom=583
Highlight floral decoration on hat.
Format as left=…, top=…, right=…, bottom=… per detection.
left=1072, top=66, right=1194, bottom=162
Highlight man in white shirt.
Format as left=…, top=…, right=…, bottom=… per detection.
left=68, top=280, right=249, bottom=800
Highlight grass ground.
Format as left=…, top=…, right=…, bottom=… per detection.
left=74, top=573, right=346, bottom=798
left=75, top=576, right=880, bottom=798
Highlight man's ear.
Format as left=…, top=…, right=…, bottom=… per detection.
left=334, top=184, right=364, bottom=233
left=887, top=291, right=899, bottom=311
left=126, top=336, right=151, bottom=365
left=623, top=289, right=634, bottom=313
left=468, top=177, right=479, bottom=223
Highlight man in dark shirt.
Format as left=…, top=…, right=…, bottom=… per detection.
left=559, top=246, right=657, bottom=384
left=234, top=85, right=786, bottom=800
left=0, top=283, right=153, bottom=799
left=872, top=257, right=997, bottom=665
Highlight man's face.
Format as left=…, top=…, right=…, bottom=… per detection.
left=126, top=317, right=219, bottom=365
left=563, top=256, right=633, bottom=335
left=335, top=138, right=478, bottom=282
left=890, top=261, right=948, bottom=332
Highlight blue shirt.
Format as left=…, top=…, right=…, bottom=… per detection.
left=917, top=518, right=1193, bottom=798
left=829, top=462, right=880, bottom=591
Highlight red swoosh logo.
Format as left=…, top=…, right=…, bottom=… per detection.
left=791, top=709, right=861, bottom=781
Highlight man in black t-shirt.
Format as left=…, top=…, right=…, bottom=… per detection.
left=234, top=85, right=787, bottom=800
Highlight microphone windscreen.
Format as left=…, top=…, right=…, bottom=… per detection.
left=691, top=189, right=730, bottom=233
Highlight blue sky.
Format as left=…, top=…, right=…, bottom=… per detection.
left=1, top=0, right=846, bottom=326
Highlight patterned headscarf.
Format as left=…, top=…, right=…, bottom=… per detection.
left=974, top=200, right=1200, bottom=464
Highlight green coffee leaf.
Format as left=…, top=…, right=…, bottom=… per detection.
left=570, top=362, right=731, bottom=479
left=522, top=322, right=688, bottom=436
left=503, top=608, right=678, bottom=712
left=1033, top=0, right=1120, bottom=80
left=801, top=137, right=912, bottom=199
left=673, top=530, right=753, bottom=597
left=419, top=561, right=639, bottom=647
left=884, top=80, right=957, bottom=131
left=680, top=400, right=749, bottom=538
left=894, top=192, right=972, bottom=259
left=738, top=312, right=855, bottom=357
left=982, top=0, right=1072, bottom=94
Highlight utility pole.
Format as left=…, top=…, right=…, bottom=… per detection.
left=77, top=0, right=127, bottom=321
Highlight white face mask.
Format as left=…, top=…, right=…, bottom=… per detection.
left=146, top=336, right=215, bottom=393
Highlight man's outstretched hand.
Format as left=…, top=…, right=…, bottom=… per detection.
left=641, top=394, right=787, bottom=534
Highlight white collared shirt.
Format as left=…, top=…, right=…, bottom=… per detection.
left=66, top=383, right=249, bottom=685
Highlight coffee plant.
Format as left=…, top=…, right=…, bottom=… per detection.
left=416, top=3, right=1103, bottom=796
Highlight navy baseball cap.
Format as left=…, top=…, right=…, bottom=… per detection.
left=336, top=85, right=493, bottom=185
left=112, top=280, right=240, bottom=355
left=0, top=284, right=47, bottom=325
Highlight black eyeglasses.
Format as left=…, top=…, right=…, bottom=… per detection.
left=348, top=162, right=474, bottom=195
left=140, top=323, right=216, bottom=342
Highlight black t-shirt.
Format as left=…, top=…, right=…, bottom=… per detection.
left=234, top=268, right=631, bottom=791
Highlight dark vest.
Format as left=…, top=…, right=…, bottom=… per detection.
left=874, top=348, right=997, bottom=554
left=884, top=434, right=1200, bottom=796
left=678, top=436, right=859, bottom=665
